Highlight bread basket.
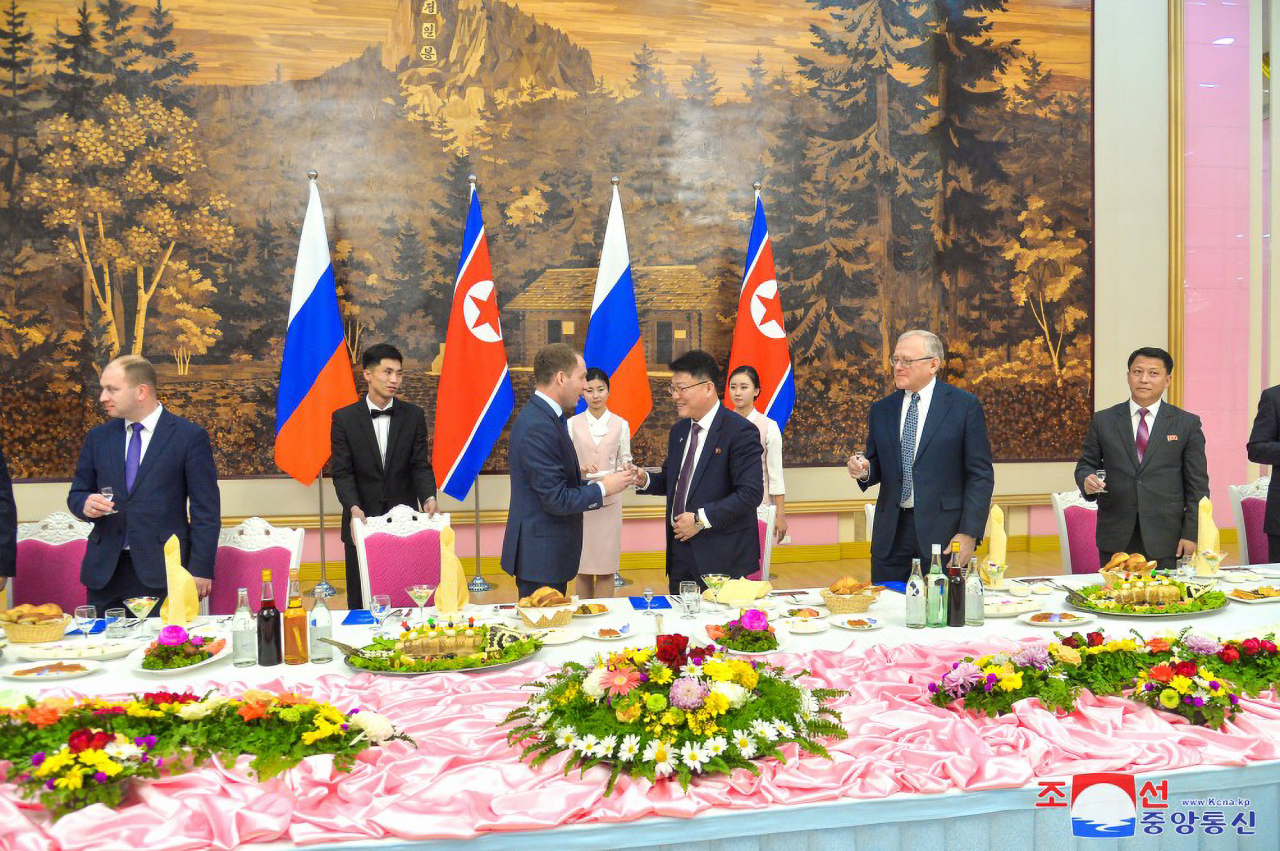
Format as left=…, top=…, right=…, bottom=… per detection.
left=516, top=606, right=574, bottom=628
left=1, top=616, right=72, bottom=644
left=820, top=588, right=880, bottom=614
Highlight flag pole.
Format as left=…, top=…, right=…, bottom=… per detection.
left=314, top=476, right=335, bottom=598
left=467, top=475, right=491, bottom=593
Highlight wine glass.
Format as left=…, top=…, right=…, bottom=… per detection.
left=369, top=595, right=392, bottom=636
left=124, top=595, right=158, bottom=637
left=1095, top=469, right=1107, bottom=493
left=406, top=584, right=437, bottom=624
left=642, top=585, right=655, bottom=616
left=100, top=487, right=116, bottom=514
left=74, top=605, right=96, bottom=641
left=701, top=573, right=730, bottom=610
left=678, top=581, right=700, bottom=620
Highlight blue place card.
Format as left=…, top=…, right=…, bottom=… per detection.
left=877, top=581, right=908, bottom=595
left=341, top=610, right=376, bottom=625
left=628, top=595, right=672, bottom=610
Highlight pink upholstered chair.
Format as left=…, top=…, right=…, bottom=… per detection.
left=1052, top=491, right=1101, bottom=574
left=745, top=504, right=777, bottom=581
left=1229, top=477, right=1270, bottom=565
left=12, top=512, right=91, bottom=612
left=208, top=517, right=304, bottom=615
left=351, top=505, right=447, bottom=609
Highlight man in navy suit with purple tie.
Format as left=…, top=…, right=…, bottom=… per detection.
left=68, top=356, right=221, bottom=613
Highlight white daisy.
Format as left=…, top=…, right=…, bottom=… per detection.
left=595, top=735, right=619, bottom=759
left=534, top=710, right=553, bottom=726
left=682, top=663, right=703, bottom=678
left=555, top=728, right=576, bottom=748
left=571, top=733, right=600, bottom=755
left=642, top=738, right=669, bottom=763
left=733, top=731, right=758, bottom=759
left=799, top=688, right=819, bottom=719
left=705, top=735, right=728, bottom=757
left=774, top=720, right=794, bottom=739
left=653, top=757, right=675, bottom=778
left=618, top=734, right=642, bottom=761
left=751, top=719, right=778, bottom=741
left=680, top=740, right=709, bottom=773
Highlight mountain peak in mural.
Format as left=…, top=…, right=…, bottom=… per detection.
left=387, top=0, right=596, bottom=130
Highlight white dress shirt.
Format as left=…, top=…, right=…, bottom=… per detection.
left=1129, top=398, right=1162, bottom=441
left=898, top=378, right=936, bottom=509
left=367, top=396, right=392, bottom=465
left=124, top=404, right=165, bottom=463
left=536, top=390, right=606, bottom=499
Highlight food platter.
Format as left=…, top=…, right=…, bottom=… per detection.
left=344, top=650, right=538, bottom=677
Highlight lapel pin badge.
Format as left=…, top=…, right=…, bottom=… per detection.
left=1167, top=435, right=1178, bottom=441
left=715, top=447, right=722, bottom=455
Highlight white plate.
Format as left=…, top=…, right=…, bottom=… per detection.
left=1226, top=589, right=1280, bottom=605
left=532, top=628, right=579, bottom=645
left=1017, top=611, right=1095, bottom=627
left=725, top=644, right=784, bottom=657
left=777, top=617, right=830, bottom=635
left=587, top=625, right=633, bottom=641
left=829, top=615, right=883, bottom=631
left=128, top=638, right=230, bottom=674
left=2, top=659, right=103, bottom=681
left=571, top=607, right=611, bottom=618
left=16, top=640, right=144, bottom=662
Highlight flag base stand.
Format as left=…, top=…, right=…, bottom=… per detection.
left=614, top=572, right=632, bottom=588
left=467, top=477, right=492, bottom=594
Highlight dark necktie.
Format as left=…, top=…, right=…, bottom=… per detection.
left=900, top=392, right=920, bottom=506
left=1136, top=408, right=1150, bottom=462
left=370, top=406, right=393, bottom=419
left=672, top=422, right=702, bottom=517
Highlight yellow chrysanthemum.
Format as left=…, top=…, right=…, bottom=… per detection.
left=1169, top=675, right=1193, bottom=694
left=648, top=665, right=673, bottom=685
left=1159, top=689, right=1181, bottom=709
left=54, top=770, right=84, bottom=790
left=982, top=664, right=1006, bottom=676
left=703, top=692, right=730, bottom=716
left=35, top=750, right=74, bottom=778
left=301, top=720, right=343, bottom=745
left=998, top=672, right=1024, bottom=692
left=702, top=660, right=734, bottom=683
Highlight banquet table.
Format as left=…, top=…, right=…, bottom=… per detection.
left=5, top=571, right=1280, bottom=851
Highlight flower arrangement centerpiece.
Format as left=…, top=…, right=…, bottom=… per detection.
left=705, top=608, right=779, bottom=653
left=0, top=689, right=409, bottom=817
left=928, top=644, right=1083, bottom=716
left=1135, top=658, right=1239, bottom=728
left=1176, top=631, right=1280, bottom=697
left=502, top=634, right=844, bottom=793
left=141, top=626, right=225, bottom=670
left=1052, top=631, right=1167, bottom=695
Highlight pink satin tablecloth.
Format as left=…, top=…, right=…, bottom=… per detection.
left=5, top=636, right=1280, bottom=851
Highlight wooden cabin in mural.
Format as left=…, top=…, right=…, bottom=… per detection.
left=504, top=266, right=718, bottom=370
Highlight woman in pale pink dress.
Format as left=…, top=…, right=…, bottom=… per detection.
left=727, top=365, right=787, bottom=543
left=568, top=368, right=632, bottom=599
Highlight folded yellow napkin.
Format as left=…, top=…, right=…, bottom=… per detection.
left=432, top=525, right=469, bottom=615
left=986, top=505, right=1007, bottom=565
left=708, top=579, right=771, bottom=607
left=1196, top=496, right=1219, bottom=554
left=158, top=534, right=198, bottom=626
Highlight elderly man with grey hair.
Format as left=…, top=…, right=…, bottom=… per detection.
left=847, top=330, right=995, bottom=582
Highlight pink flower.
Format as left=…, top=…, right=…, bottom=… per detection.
left=740, top=609, right=769, bottom=631
left=669, top=677, right=708, bottom=710
left=157, top=625, right=189, bottom=646
left=604, top=668, right=644, bottom=697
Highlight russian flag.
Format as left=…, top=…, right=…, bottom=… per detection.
left=725, top=189, right=795, bottom=431
left=275, top=178, right=357, bottom=483
left=433, top=181, right=515, bottom=501
left=579, top=182, right=651, bottom=433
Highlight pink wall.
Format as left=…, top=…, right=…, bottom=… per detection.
left=1182, top=0, right=1252, bottom=525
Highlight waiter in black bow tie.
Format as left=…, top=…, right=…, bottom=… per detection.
left=330, top=343, right=437, bottom=608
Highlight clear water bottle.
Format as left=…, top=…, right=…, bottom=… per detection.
left=231, top=587, right=256, bottom=668
left=309, top=588, right=333, bottom=663
left=965, top=557, right=985, bottom=626
left=905, top=558, right=926, bottom=628
left=926, top=544, right=947, bottom=628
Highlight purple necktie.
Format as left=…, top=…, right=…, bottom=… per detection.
left=672, top=422, right=702, bottom=518
left=125, top=422, right=143, bottom=493
left=1136, top=408, right=1150, bottom=463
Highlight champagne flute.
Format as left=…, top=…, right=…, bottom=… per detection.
left=369, top=595, right=392, bottom=636
left=701, top=573, right=730, bottom=610
left=406, top=584, right=437, bottom=624
left=642, top=585, right=655, bottom=616
left=124, top=595, right=158, bottom=637
left=74, top=605, right=96, bottom=640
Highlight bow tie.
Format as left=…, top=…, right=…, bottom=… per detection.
left=370, top=407, right=393, bottom=419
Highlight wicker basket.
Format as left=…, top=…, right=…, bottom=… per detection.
left=1, top=616, right=71, bottom=644
left=517, top=607, right=573, bottom=629
left=820, top=589, right=879, bottom=614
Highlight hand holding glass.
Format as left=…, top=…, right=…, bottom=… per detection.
left=100, top=487, right=117, bottom=514
left=1095, top=470, right=1107, bottom=493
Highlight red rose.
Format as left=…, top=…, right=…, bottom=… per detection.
left=1241, top=638, right=1262, bottom=656
left=1087, top=632, right=1104, bottom=647
left=1061, top=636, right=1080, bottom=649
left=1262, top=640, right=1278, bottom=655
left=90, top=731, right=112, bottom=750
left=1174, top=661, right=1198, bottom=677
left=1219, top=645, right=1241, bottom=663
left=654, top=634, right=689, bottom=668
left=142, top=691, right=198, bottom=705
left=67, top=729, right=94, bottom=754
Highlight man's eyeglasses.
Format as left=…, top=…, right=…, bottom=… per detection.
left=889, top=356, right=937, bottom=368
left=668, top=380, right=712, bottom=396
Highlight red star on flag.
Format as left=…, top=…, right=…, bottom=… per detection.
left=469, top=285, right=501, bottom=339
left=754, top=285, right=784, bottom=333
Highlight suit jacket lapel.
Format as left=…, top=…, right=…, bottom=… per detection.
left=914, top=383, right=952, bottom=461
left=1113, top=404, right=1141, bottom=471
left=1138, top=404, right=1173, bottom=471
left=687, top=407, right=723, bottom=499
left=355, top=406, right=385, bottom=477
left=128, top=412, right=175, bottom=497
left=531, top=395, right=577, bottom=477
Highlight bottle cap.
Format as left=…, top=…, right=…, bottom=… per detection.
left=932, top=544, right=942, bottom=554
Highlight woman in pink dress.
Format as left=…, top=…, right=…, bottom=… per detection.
left=568, top=368, right=632, bottom=599
left=727, top=365, right=787, bottom=544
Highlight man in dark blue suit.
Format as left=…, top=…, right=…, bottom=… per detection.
left=848, top=331, right=994, bottom=582
left=0, top=433, right=16, bottom=593
left=501, top=344, right=635, bottom=598
left=68, top=356, right=221, bottom=613
left=636, top=350, right=763, bottom=593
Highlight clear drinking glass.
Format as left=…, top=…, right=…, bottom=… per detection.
left=369, top=595, right=392, bottom=635
left=74, top=605, right=96, bottom=640
left=642, top=585, right=655, bottom=616
left=100, top=486, right=116, bottom=514
left=678, top=581, right=700, bottom=620
left=1095, top=469, right=1107, bottom=493
left=104, top=607, right=127, bottom=639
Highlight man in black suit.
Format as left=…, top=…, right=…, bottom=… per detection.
left=501, top=343, right=635, bottom=598
left=0, top=433, right=16, bottom=593
left=848, top=330, right=994, bottom=582
left=1075, top=347, right=1209, bottom=571
left=331, top=343, right=438, bottom=610
left=1245, top=384, right=1280, bottom=562
left=636, top=350, right=763, bottom=593
left=68, top=356, right=221, bottom=612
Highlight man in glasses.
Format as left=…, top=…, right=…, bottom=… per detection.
left=635, top=350, right=763, bottom=593
left=847, top=330, right=994, bottom=582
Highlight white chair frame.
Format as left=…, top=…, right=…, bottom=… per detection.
left=351, top=504, right=451, bottom=608
left=208, top=516, right=305, bottom=614
left=1051, top=490, right=1098, bottom=574
left=756, top=504, right=777, bottom=581
left=1229, top=476, right=1270, bottom=564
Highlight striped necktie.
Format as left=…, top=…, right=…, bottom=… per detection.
left=900, top=392, right=920, bottom=506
